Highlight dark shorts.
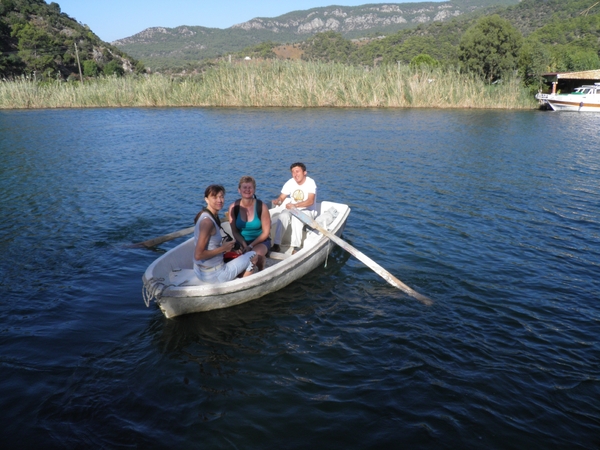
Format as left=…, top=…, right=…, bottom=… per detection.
left=244, top=237, right=271, bottom=252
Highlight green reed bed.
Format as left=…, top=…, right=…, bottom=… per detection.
left=0, top=60, right=537, bottom=110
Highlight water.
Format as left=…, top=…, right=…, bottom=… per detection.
left=1, top=107, right=598, bottom=449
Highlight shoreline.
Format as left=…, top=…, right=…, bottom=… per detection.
left=0, top=104, right=539, bottom=111
left=0, top=61, right=538, bottom=110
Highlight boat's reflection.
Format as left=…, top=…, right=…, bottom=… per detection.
left=148, top=245, right=352, bottom=362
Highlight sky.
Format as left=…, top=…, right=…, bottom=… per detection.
left=47, top=1, right=444, bottom=43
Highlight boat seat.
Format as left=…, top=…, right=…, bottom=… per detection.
left=267, top=251, right=291, bottom=261
left=169, top=268, right=200, bottom=286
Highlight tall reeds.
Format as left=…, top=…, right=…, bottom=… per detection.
left=0, top=60, right=537, bottom=110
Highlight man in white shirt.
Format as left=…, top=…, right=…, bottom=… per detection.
left=271, top=162, right=317, bottom=253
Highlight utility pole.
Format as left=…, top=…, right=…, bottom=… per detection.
left=74, top=42, right=83, bottom=83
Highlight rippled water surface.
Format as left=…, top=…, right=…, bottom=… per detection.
left=1, top=107, right=599, bottom=448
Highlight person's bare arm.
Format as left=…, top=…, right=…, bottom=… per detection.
left=272, top=193, right=287, bottom=206
left=194, top=218, right=234, bottom=260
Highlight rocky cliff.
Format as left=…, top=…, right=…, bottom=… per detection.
left=230, top=3, right=464, bottom=36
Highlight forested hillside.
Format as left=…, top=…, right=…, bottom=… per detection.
left=295, top=0, right=600, bottom=69
left=278, top=0, right=600, bottom=90
left=114, top=0, right=520, bottom=71
left=0, top=0, right=143, bottom=78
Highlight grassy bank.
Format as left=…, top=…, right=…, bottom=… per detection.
left=0, top=60, right=537, bottom=110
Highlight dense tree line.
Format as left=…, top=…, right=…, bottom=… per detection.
left=0, top=0, right=143, bottom=79
left=459, top=15, right=522, bottom=83
left=285, top=0, right=600, bottom=91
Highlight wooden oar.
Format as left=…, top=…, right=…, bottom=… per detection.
left=127, top=226, right=195, bottom=248
left=290, top=208, right=432, bottom=306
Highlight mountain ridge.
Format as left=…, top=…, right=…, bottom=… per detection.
left=113, top=1, right=520, bottom=69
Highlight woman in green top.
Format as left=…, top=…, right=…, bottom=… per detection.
left=228, top=176, right=271, bottom=271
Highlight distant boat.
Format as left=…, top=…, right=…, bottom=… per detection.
left=142, top=201, right=350, bottom=318
left=536, top=82, right=600, bottom=112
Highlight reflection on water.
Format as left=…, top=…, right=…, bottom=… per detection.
left=0, top=108, right=599, bottom=448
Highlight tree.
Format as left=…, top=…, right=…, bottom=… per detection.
left=0, top=0, right=139, bottom=78
left=387, top=36, right=439, bottom=65
left=103, top=60, right=124, bottom=76
left=518, top=39, right=551, bottom=92
left=563, top=48, right=600, bottom=72
left=82, top=59, right=98, bottom=77
left=47, top=2, right=60, bottom=14
left=11, top=22, right=59, bottom=75
left=410, top=53, right=439, bottom=68
left=134, top=60, right=146, bottom=74
left=240, top=41, right=276, bottom=59
left=302, top=31, right=354, bottom=64
left=459, top=15, right=523, bottom=83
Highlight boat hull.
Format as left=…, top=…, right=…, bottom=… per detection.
left=536, top=84, right=600, bottom=112
left=142, top=201, right=350, bottom=318
left=547, top=98, right=600, bottom=112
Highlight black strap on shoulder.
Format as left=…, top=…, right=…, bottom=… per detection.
left=201, top=207, right=221, bottom=227
left=232, top=199, right=241, bottom=221
left=195, top=208, right=235, bottom=241
left=232, top=198, right=263, bottom=222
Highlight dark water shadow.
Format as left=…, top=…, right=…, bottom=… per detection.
left=145, top=245, right=352, bottom=354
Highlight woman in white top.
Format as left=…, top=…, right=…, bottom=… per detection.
left=193, top=184, right=257, bottom=283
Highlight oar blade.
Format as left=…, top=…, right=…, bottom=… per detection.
left=290, top=208, right=432, bottom=305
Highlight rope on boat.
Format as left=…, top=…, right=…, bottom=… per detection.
left=142, top=277, right=167, bottom=308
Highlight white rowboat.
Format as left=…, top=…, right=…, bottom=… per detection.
left=142, top=201, right=350, bottom=318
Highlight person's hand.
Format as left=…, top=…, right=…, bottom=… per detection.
left=222, top=240, right=236, bottom=252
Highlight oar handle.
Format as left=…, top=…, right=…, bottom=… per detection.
left=127, top=226, right=195, bottom=248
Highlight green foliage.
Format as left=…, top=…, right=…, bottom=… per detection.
left=349, top=18, right=471, bottom=68
left=0, top=0, right=138, bottom=78
left=82, top=59, right=98, bottom=77
left=569, top=50, right=600, bottom=71
left=47, top=2, right=60, bottom=14
left=521, top=10, right=600, bottom=74
left=459, top=15, right=523, bottom=82
left=103, top=60, right=124, bottom=76
left=11, top=22, right=59, bottom=74
left=116, top=26, right=280, bottom=71
left=503, top=0, right=600, bottom=34
left=410, top=54, right=439, bottom=68
left=134, top=60, right=146, bottom=74
left=381, top=35, right=453, bottom=66
left=345, top=0, right=599, bottom=82
left=555, top=46, right=600, bottom=72
left=302, top=31, right=354, bottom=64
left=518, top=39, right=551, bottom=91
left=238, top=41, right=276, bottom=59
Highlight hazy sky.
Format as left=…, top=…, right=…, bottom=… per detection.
left=47, top=1, right=445, bottom=42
